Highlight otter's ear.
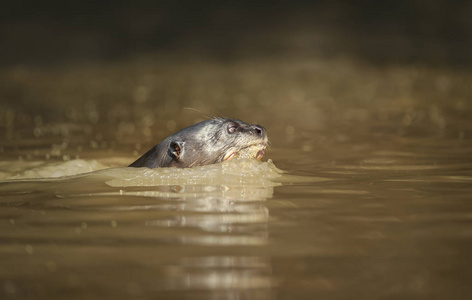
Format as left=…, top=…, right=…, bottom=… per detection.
left=169, top=141, right=184, bottom=160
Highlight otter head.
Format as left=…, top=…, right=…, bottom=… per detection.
left=129, top=118, right=268, bottom=168
left=166, top=119, right=268, bottom=168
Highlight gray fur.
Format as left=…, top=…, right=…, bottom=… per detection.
left=129, top=118, right=268, bottom=168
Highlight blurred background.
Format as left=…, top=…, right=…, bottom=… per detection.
left=1, top=0, right=472, bottom=66
left=1, top=0, right=471, bottom=167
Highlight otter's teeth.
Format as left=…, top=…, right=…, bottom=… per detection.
left=223, top=152, right=237, bottom=161
left=256, top=149, right=265, bottom=161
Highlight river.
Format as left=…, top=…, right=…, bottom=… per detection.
left=1, top=56, right=471, bottom=299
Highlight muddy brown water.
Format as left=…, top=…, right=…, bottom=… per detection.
left=1, top=57, right=472, bottom=299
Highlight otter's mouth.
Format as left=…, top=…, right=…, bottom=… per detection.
left=223, top=144, right=266, bottom=162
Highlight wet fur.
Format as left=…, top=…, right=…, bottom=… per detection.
left=129, top=118, right=267, bottom=168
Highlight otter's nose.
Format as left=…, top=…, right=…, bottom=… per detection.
left=252, top=125, right=266, bottom=137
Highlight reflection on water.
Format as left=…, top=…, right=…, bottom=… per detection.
left=163, top=256, right=273, bottom=291
left=0, top=159, right=279, bottom=299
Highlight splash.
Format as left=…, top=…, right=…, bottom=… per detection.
left=105, top=158, right=282, bottom=188
left=0, top=158, right=283, bottom=211
left=4, top=159, right=108, bottom=180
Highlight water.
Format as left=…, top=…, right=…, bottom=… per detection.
left=1, top=57, right=472, bottom=299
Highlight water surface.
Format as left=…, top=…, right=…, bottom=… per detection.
left=1, top=57, right=472, bottom=299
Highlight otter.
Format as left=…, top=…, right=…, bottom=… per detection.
left=129, top=118, right=268, bottom=168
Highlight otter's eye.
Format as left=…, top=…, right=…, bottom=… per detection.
left=227, top=122, right=239, bottom=134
